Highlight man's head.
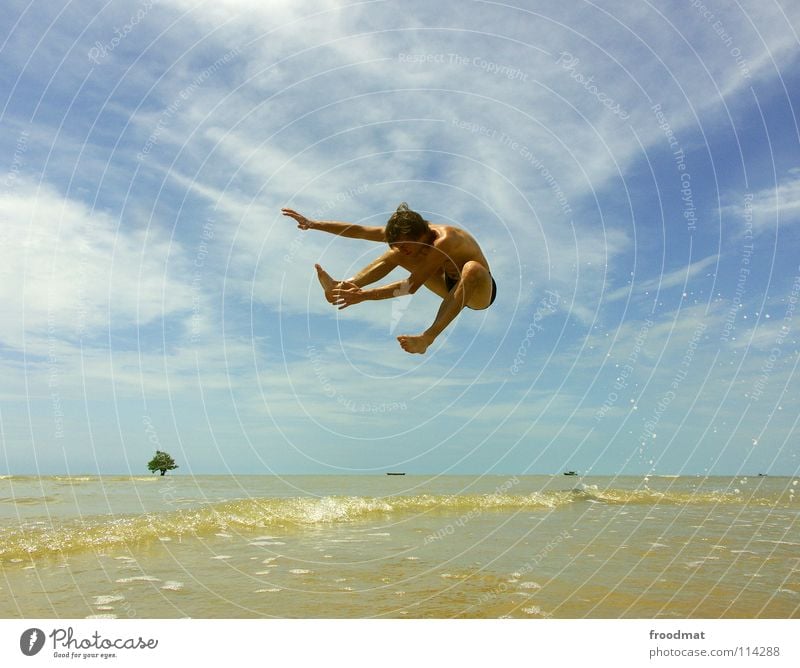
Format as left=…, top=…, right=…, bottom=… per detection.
left=385, top=202, right=431, bottom=256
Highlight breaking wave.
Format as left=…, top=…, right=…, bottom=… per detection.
left=0, top=488, right=786, bottom=562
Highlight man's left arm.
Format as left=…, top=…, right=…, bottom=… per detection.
left=332, top=248, right=447, bottom=309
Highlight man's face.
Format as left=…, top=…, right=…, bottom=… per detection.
left=390, top=233, right=427, bottom=257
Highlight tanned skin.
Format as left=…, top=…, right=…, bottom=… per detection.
left=281, top=207, right=494, bottom=354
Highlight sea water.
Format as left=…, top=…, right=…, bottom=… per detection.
left=0, top=474, right=798, bottom=618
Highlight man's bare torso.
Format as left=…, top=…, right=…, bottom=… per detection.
left=390, top=224, right=491, bottom=279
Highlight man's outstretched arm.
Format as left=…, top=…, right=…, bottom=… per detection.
left=332, top=279, right=411, bottom=309
left=347, top=251, right=398, bottom=287
left=281, top=208, right=384, bottom=241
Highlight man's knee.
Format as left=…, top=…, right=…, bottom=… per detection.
left=461, top=261, right=489, bottom=285
left=459, top=262, right=492, bottom=309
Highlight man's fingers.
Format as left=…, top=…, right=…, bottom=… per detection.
left=332, top=290, right=357, bottom=308
left=281, top=208, right=307, bottom=225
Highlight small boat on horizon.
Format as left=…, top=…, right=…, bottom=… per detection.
left=563, top=471, right=578, bottom=476
left=386, top=472, right=406, bottom=476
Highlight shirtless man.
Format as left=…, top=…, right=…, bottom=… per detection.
left=281, top=202, right=496, bottom=354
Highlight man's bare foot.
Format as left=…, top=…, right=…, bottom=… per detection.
left=397, top=334, right=433, bottom=354
left=315, top=264, right=338, bottom=304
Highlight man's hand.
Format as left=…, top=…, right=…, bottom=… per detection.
left=331, top=282, right=366, bottom=309
left=281, top=208, right=316, bottom=230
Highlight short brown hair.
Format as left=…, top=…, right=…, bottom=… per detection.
left=385, top=202, right=429, bottom=244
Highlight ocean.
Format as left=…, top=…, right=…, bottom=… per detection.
left=0, top=474, right=797, bottom=618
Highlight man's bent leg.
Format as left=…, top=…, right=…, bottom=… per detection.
left=398, top=261, right=492, bottom=354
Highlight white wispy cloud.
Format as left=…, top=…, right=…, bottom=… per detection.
left=604, top=254, right=719, bottom=303
left=722, top=175, right=800, bottom=232
left=0, top=180, right=194, bottom=349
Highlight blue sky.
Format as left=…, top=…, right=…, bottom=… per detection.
left=1, top=0, right=798, bottom=476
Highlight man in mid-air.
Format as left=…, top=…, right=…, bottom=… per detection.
left=281, top=203, right=496, bottom=355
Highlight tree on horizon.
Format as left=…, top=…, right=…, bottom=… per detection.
left=147, top=450, right=178, bottom=476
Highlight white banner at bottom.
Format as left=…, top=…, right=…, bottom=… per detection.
left=0, top=619, right=797, bottom=668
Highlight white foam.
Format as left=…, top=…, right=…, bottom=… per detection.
left=93, top=595, right=125, bottom=605
left=85, top=614, right=117, bottom=619
left=522, top=605, right=549, bottom=617
left=518, top=581, right=542, bottom=590
left=289, top=568, right=311, bottom=574
left=211, top=555, right=232, bottom=560
left=115, top=575, right=160, bottom=583
left=161, top=581, right=184, bottom=591
left=255, top=588, right=281, bottom=593
left=255, top=570, right=272, bottom=575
